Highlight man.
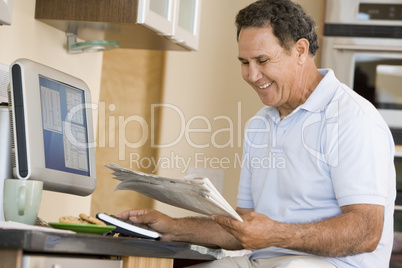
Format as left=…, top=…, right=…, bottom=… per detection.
left=118, top=0, right=396, bottom=267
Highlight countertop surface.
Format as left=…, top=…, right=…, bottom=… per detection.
left=0, top=228, right=222, bottom=260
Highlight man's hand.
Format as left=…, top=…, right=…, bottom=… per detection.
left=117, top=209, right=243, bottom=249
left=212, top=211, right=280, bottom=250
left=212, top=204, right=384, bottom=257
left=118, top=209, right=176, bottom=241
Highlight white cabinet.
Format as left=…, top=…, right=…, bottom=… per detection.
left=174, top=0, right=201, bottom=50
left=35, top=0, right=202, bottom=51
left=137, top=0, right=176, bottom=36
left=138, top=0, right=202, bottom=50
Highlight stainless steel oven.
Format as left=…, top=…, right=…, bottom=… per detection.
left=321, top=0, right=402, bottom=147
left=321, top=0, right=402, bottom=230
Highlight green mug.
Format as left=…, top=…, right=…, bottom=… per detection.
left=3, top=179, right=43, bottom=225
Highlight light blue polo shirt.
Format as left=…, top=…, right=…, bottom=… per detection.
left=237, top=69, right=396, bottom=267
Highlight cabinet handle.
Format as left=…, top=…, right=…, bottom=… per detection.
left=159, top=34, right=186, bottom=45
left=333, top=44, right=402, bottom=53
left=158, top=33, right=173, bottom=37
left=171, top=38, right=185, bottom=45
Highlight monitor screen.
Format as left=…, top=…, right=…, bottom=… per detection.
left=9, top=59, right=96, bottom=196
left=39, top=75, right=90, bottom=177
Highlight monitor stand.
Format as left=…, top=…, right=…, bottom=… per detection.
left=0, top=105, right=13, bottom=221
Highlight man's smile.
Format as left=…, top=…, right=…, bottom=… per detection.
left=259, top=82, right=273, bottom=90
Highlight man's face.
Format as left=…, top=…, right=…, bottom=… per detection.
left=238, top=26, right=302, bottom=113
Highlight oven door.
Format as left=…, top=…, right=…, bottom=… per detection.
left=321, top=37, right=402, bottom=144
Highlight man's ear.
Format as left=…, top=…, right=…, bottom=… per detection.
left=295, top=38, right=310, bottom=64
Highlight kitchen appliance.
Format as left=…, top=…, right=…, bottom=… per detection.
left=321, top=0, right=402, bottom=230
left=321, top=0, right=402, bottom=147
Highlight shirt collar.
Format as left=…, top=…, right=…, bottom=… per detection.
left=299, top=68, right=339, bottom=113
left=262, top=69, right=339, bottom=122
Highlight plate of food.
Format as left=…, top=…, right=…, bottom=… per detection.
left=49, top=213, right=115, bottom=235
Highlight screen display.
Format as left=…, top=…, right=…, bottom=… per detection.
left=39, top=75, right=90, bottom=176
left=359, top=3, right=402, bottom=21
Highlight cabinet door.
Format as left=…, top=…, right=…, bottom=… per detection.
left=173, top=0, right=202, bottom=50
left=137, top=0, right=176, bottom=36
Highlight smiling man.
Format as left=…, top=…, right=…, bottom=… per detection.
left=118, top=1, right=396, bottom=267
left=237, top=26, right=323, bottom=119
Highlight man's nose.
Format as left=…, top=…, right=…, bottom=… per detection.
left=248, top=64, right=263, bottom=82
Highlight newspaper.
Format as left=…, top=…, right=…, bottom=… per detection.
left=106, top=164, right=243, bottom=222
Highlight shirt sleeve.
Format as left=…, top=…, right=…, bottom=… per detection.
left=237, top=145, right=254, bottom=209
left=329, top=109, right=394, bottom=207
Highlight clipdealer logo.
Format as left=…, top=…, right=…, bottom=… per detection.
left=301, top=101, right=339, bottom=167
left=63, top=101, right=339, bottom=172
left=97, top=102, right=248, bottom=160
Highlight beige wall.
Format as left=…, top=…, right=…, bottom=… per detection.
left=155, top=0, right=325, bottom=218
left=90, top=49, right=165, bottom=216
left=0, top=0, right=103, bottom=222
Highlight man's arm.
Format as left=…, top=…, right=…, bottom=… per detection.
left=118, top=208, right=247, bottom=249
left=213, top=204, right=384, bottom=257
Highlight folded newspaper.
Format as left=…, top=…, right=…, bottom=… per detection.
left=106, top=164, right=243, bottom=222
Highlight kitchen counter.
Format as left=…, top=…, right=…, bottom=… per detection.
left=0, top=228, right=222, bottom=267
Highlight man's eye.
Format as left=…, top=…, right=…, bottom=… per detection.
left=240, top=61, right=249, bottom=65
left=259, top=59, right=268, bottom=64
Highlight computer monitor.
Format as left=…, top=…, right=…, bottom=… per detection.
left=9, top=58, right=96, bottom=196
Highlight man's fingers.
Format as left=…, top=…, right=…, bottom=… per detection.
left=212, top=215, right=242, bottom=235
left=117, top=209, right=151, bottom=220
